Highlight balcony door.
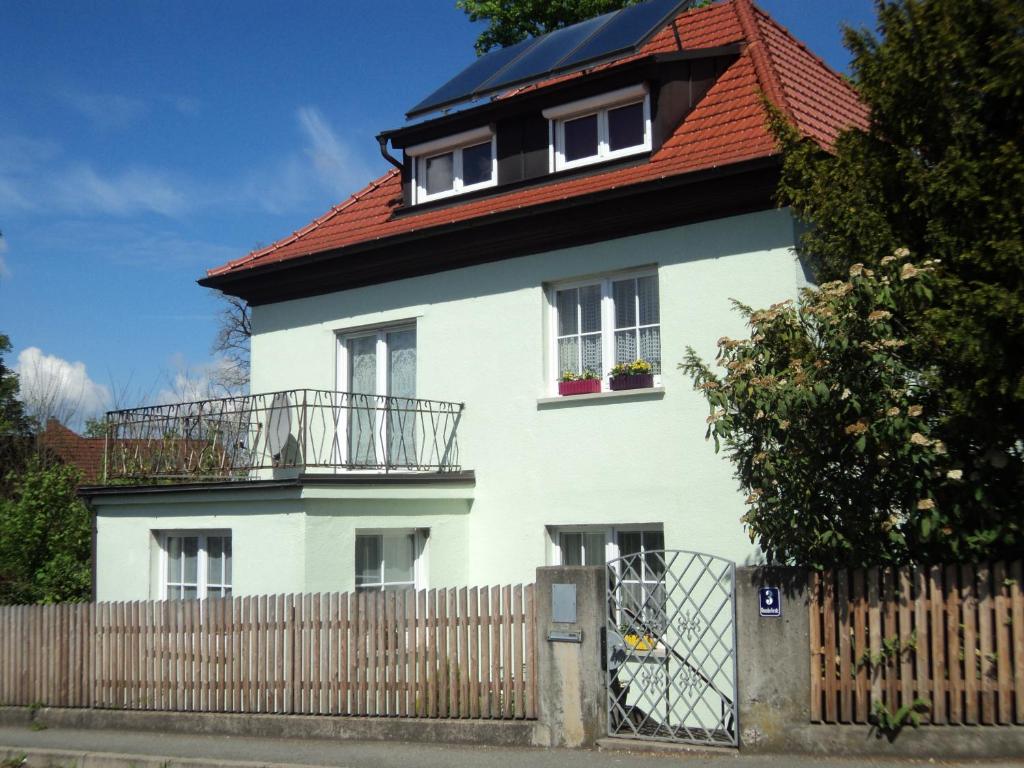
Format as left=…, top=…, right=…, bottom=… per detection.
left=339, top=326, right=416, bottom=468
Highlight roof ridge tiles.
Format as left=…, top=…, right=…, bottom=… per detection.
left=750, top=2, right=860, bottom=96
left=730, top=0, right=794, bottom=123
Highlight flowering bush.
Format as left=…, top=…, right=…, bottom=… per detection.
left=679, top=251, right=991, bottom=568
left=610, top=359, right=653, bottom=377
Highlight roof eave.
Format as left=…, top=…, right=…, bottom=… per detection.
left=199, top=154, right=783, bottom=304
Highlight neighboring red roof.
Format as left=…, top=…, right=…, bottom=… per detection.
left=38, top=419, right=105, bottom=484
left=208, top=0, right=867, bottom=279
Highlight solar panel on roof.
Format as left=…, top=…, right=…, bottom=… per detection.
left=558, top=0, right=684, bottom=70
left=406, top=0, right=689, bottom=119
left=475, top=12, right=617, bottom=94
left=407, top=36, right=536, bottom=124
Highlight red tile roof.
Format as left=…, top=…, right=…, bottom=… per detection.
left=208, top=0, right=866, bottom=279
left=38, top=419, right=105, bottom=484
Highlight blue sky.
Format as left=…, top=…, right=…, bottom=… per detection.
left=0, top=0, right=875, bottom=424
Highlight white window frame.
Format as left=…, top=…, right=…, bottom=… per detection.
left=159, top=530, right=232, bottom=601
left=354, top=528, right=427, bottom=592
left=335, top=322, right=417, bottom=469
left=549, top=525, right=665, bottom=631
left=547, top=267, right=661, bottom=394
left=544, top=84, right=652, bottom=172
left=407, top=126, right=497, bottom=204
left=548, top=524, right=664, bottom=567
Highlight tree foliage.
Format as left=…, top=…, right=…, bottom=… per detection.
left=0, top=334, right=29, bottom=439
left=680, top=255, right=1009, bottom=568
left=0, top=334, right=32, bottom=498
left=457, top=0, right=638, bottom=55
left=684, top=0, right=1023, bottom=566
left=0, top=457, right=92, bottom=604
left=0, top=333, right=93, bottom=603
left=773, top=0, right=1024, bottom=547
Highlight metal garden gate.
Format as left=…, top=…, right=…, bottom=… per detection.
left=605, top=550, right=737, bottom=746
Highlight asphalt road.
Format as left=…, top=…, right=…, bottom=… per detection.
left=0, top=725, right=1021, bottom=768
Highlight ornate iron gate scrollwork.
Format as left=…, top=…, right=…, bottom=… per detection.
left=606, top=550, right=738, bottom=746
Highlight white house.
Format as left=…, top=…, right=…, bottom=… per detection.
left=84, top=0, right=867, bottom=603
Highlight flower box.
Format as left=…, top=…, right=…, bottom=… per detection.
left=609, top=373, right=654, bottom=391
left=559, top=379, right=602, bottom=396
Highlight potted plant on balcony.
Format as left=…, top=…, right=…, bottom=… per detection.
left=609, top=359, right=654, bottom=391
left=558, top=369, right=601, bottom=396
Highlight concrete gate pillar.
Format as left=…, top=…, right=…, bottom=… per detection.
left=735, top=565, right=811, bottom=750
left=532, top=565, right=606, bottom=748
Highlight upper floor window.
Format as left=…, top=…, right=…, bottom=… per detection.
left=408, top=126, right=496, bottom=204
left=551, top=269, right=661, bottom=392
left=337, top=324, right=417, bottom=468
left=544, top=84, right=652, bottom=172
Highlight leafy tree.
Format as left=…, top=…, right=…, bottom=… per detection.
left=457, top=0, right=637, bottom=55
left=0, top=333, right=93, bottom=603
left=769, top=0, right=1024, bottom=558
left=0, top=457, right=92, bottom=604
left=681, top=254, right=999, bottom=568
left=0, top=334, right=29, bottom=439
left=0, top=334, right=32, bottom=498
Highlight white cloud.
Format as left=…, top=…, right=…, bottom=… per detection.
left=15, top=347, right=111, bottom=427
left=0, top=106, right=379, bottom=222
left=0, top=134, right=61, bottom=174
left=0, top=132, right=191, bottom=218
left=172, top=96, right=201, bottom=116
left=62, top=91, right=147, bottom=130
left=153, top=354, right=239, bottom=405
left=242, top=106, right=376, bottom=214
left=298, top=106, right=363, bottom=193
left=51, top=164, right=189, bottom=217
left=27, top=219, right=238, bottom=271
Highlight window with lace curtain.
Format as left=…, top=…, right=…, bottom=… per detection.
left=338, top=325, right=417, bottom=468
left=161, top=531, right=232, bottom=600
left=551, top=270, right=660, bottom=391
left=354, top=530, right=425, bottom=592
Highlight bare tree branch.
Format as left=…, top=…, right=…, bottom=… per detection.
left=210, top=291, right=251, bottom=392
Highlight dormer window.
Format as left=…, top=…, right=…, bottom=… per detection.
left=545, top=84, right=652, bottom=172
left=408, top=126, right=497, bottom=204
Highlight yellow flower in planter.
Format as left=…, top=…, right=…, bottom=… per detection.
left=624, top=633, right=655, bottom=650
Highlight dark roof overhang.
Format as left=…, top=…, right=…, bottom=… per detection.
left=200, top=153, right=780, bottom=306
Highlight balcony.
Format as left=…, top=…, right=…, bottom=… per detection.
left=101, top=389, right=464, bottom=483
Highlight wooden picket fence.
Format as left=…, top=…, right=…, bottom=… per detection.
left=0, top=586, right=537, bottom=719
left=809, top=562, right=1023, bottom=725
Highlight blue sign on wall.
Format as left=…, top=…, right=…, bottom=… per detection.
left=759, top=587, right=781, bottom=617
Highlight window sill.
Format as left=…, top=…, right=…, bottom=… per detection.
left=536, top=386, right=665, bottom=409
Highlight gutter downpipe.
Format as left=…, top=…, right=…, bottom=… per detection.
left=377, top=134, right=403, bottom=170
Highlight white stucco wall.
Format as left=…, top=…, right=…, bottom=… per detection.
left=94, top=491, right=306, bottom=601
left=93, top=207, right=805, bottom=600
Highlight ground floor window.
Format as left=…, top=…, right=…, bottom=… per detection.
left=162, top=532, right=232, bottom=600
left=355, top=530, right=425, bottom=592
left=550, top=524, right=665, bottom=631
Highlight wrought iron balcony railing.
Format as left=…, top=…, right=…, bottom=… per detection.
left=102, top=389, right=464, bottom=482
